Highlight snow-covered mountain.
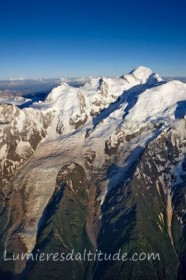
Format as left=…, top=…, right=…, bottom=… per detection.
left=0, top=66, right=186, bottom=280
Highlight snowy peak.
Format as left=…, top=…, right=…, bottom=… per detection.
left=125, top=66, right=163, bottom=85
left=130, top=66, right=153, bottom=79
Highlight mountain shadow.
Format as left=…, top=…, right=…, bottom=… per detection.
left=175, top=101, right=186, bottom=119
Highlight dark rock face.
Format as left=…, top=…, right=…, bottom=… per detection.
left=94, top=130, right=185, bottom=280
left=22, top=163, right=94, bottom=280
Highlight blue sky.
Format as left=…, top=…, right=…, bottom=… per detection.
left=0, top=0, right=186, bottom=79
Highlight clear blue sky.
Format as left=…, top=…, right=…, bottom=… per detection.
left=0, top=0, right=186, bottom=79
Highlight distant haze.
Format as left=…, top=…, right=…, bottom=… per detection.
left=0, top=76, right=186, bottom=99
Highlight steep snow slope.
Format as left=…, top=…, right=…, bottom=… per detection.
left=125, top=80, right=186, bottom=131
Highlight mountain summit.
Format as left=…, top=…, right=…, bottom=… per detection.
left=0, top=67, right=186, bottom=280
